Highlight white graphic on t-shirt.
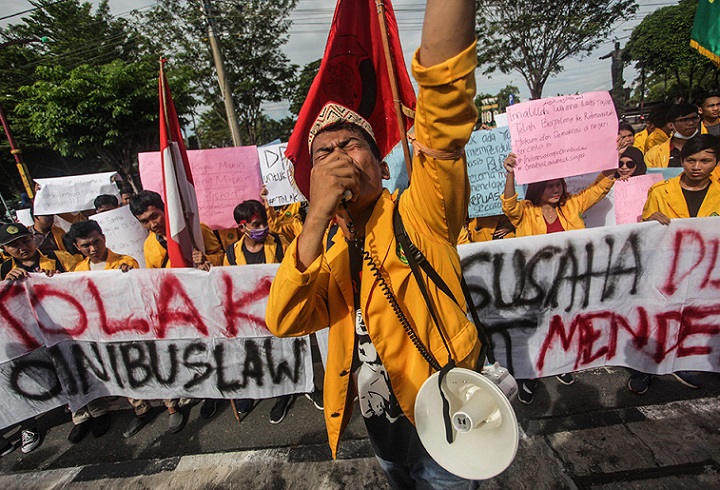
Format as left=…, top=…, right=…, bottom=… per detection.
left=354, top=308, right=401, bottom=422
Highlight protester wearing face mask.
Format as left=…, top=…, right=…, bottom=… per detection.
left=222, top=200, right=298, bottom=424
left=645, top=103, right=701, bottom=169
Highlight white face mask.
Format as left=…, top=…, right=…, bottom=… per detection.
left=673, top=129, right=699, bottom=140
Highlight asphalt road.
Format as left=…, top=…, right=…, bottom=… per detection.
left=1, top=366, right=719, bottom=489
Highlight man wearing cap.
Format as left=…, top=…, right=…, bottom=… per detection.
left=266, top=0, right=481, bottom=487
left=1, top=223, right=76, bottom=280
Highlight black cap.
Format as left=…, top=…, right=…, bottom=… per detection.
left=0, top=223, right=32, bottom=246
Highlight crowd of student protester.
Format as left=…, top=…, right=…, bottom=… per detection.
left=0, top=91, right=718, bottom=457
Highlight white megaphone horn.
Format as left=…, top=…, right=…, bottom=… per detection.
left=414, top=364, right=520, bottom=480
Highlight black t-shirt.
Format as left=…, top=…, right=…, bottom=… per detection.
left=347, top=239, right=413, bottom=462
left=242, top=246, right=265, bottom=265
left=682, top=186, right=710, bottom=218
left=668, top=145, right=683, bottom=167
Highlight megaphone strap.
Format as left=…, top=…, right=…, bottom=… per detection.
left=438, top=359, right=456, bottom=444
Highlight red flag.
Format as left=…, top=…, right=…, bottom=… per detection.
left=285, top=0, right=416, bottom=197
left=159, top=60, right=204, bottom=268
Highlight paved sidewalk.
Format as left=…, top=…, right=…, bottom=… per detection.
left=1, top=368, right=718, bottom=489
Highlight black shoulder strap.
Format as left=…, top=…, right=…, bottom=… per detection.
left=393, top=204, right=492, bottom=365
left=225, top=243, right=237, bottom=266
left=271, top=233, right=284, bottom=262
left=326, top=224, right=339, bottom=252
left=0, top=259, right=12, bottom=280
left=44, top=251, right=66, bottom=273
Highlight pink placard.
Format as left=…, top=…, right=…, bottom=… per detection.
left=138, top=147, right=263, bottom=229
left=138, top=146, right=262, bottom=230
left=507, top=91, right=618, bottom=184
left=613, top=174, right=664, bottom=225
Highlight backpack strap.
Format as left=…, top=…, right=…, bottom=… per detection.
left=0, top=259, right=12, bottom=280
left=326, top=224, right=339, bottom=252
left=225, top=243, right=237, bottom=266
left=271, top=233, right=284, bottom=262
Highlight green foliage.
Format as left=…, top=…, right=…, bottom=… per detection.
left=290, top=59, right=321, bottom=116
left=0, top=0, right=196, bottom=193
left=476, top=0, right=637, bottom=99
left=624, top=0, right=719, bottom=102
left=139, top=0, right=298, bottom=145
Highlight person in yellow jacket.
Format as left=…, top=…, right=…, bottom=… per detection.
left=501, top=154, right=623, bottom=238
left=129, top=190, right=224, bottom=270
left=222, top=199, right=302, bottom=424
left=643, top=102, right=674, bottom=154
left=266, top=2, right=481, bottom=486
left=633, top=123, right=651, bottom=154
left=30, top=211, right=67, bottom=254
left=642, top=134, right=720, bottom=222
left=645, top=103, right=701, bottom=169
left=0, top=222, right=77, bottom=280
left=628, top=134, right=720, bottom=395
left=697, top=91, right=720, bottom=137
left=461, top=215, right=515, bottom=243
left=127, top=190, right=223, bottom=436
left=64, top=220, right=138, bottom=444
left=501, top=153, right=625, bottom=402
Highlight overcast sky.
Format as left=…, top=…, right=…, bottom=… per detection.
left=2, top=0, right=681, bottom=118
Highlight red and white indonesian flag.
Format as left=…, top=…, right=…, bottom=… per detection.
left=159, top=61, right=204, bottom=267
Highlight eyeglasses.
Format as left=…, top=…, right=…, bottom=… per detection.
left=674, top=115, right=700, bottom=124
left=619, top=159, right=636, bottom=169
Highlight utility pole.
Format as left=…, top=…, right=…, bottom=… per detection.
left=0, top=37, right=48, bottom=199
left=199, top=0, right=243, bottom=147
left=0, top=103, right=34, bottom=199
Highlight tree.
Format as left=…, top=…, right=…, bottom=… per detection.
left=289, top=59, right=321, bottom=116
left=16, top=60, right=194, bottom=189
left=0, top=0, right=151, bottom=198
left=476, top=0, right=637, bottom=99
left=3, top=0, right=196, bottom=190
left=139, top=0, right=298, bottom=146
left=624, top=0, right=720, bottom=103
left=496, top=85, right=521, bottom=112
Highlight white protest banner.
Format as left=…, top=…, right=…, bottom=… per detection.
left=92, top=206, right=148, bottom=267
left=257, top=143, right=306, bottom=206
left=5, top=219, right=720, bottom=428
left=15, top=208, right=33, bottom=227
left=614, top=174, right=663, bottom=224
left=0, top=265, right=312, bottom=429
left=507, top=91, right=618, bottom=184
left=564, top=172, right=616, bottom=228
left=139, top=147, right=263, bottom=230
left=459, top=217, right=720, bottom=380
left=33, top=172, right=120, bottom=215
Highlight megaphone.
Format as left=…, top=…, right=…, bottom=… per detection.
left=415, top=365, right=519, bottom=480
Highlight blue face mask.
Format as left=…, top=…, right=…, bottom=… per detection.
left=246, top=226, right=269, bottom=242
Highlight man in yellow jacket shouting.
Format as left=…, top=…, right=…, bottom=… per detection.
left=266, top=0, right=482, bottom=487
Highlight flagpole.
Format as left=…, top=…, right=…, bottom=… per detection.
left=375, top=0, right=413, bottom=182
left=159, top=59, right=201, bottom=254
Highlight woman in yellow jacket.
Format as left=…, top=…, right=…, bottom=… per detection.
left=501, top=154, right=623, bottom=238
left=501, top=151, right=626, bottom=403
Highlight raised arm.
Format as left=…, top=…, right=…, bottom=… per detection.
left=419, top=0, right=476, bottom=66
